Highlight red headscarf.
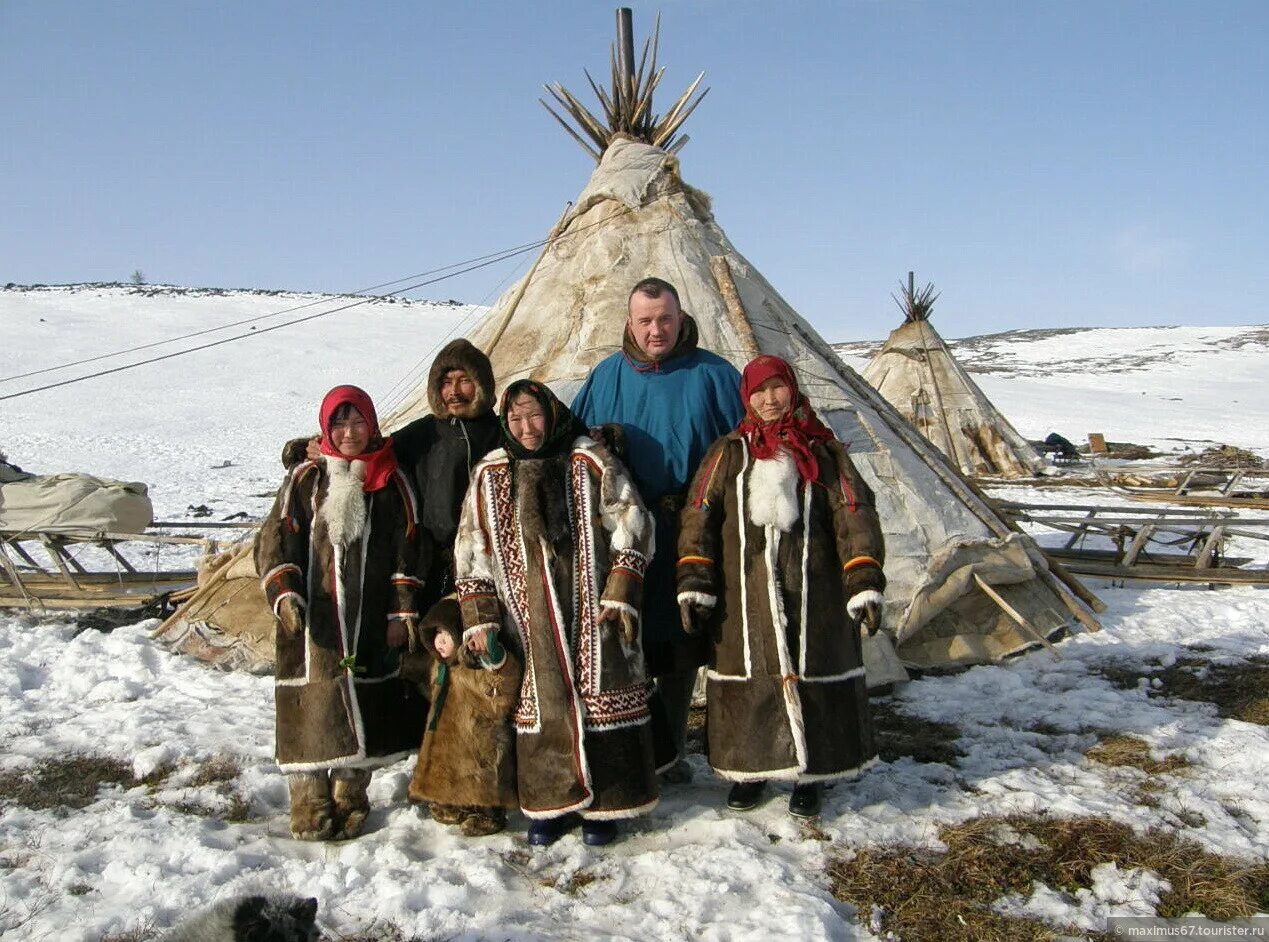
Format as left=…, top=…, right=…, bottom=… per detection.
left=318, top=385, right=398, bottom=492
left=738, top=355, right=835, bottom=483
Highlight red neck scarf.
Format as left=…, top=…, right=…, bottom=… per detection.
left=737, top=355, right=835, bottom=483
left=318, top=385, right=398, bottom=492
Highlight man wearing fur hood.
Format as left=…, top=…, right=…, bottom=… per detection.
left=387, top=338, right=502, bottom=611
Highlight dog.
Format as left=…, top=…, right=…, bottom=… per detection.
left=162, top=894, right=320, bottom=941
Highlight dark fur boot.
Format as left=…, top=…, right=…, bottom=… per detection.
left=428, top=802, right=467, bottom=826
left=287, top=773, right=334, bottom=841
left=459, top=806, right=506, bottom=837
left=331, top=768, right=372, bottom=839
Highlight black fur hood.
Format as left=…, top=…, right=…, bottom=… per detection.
left=426, top=339, right=495, bottom=419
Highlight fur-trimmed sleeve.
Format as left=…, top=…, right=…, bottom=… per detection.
left=452, top=462, right=502, bottom=634
left=588, top=438, right=655, bottom=615
left=675, top=435, right=734, bottom=607
left=254, top=464, right=315, bottom=616
left=825, top=441, right=886, bottom=600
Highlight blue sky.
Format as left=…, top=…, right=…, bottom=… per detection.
left=3, top=1, right=1266, bottom=340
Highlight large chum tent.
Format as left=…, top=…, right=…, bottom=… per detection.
left=384, top=10, right=1103, bottom=672
left=862, top=277, right=1048, bottom=479
left=160, top=10, right=1102, bottom=676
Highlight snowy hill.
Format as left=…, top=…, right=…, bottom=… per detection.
left=1, top=285, right=1267, bottom=941
left=1, top=284, right=485, bottom=521
left=835, top=324, right=1269, bottom=458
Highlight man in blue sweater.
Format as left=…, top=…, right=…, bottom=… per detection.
left=572, top=278, right=743, bottom=781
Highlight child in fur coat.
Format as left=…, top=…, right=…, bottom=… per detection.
left=407, top=597, right=520, bottom=836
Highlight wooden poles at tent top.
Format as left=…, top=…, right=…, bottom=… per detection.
left=540, top=7, right=710, bottom=162
left=893, top=271, right=940, bottom=323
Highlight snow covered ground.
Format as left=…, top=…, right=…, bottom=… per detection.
left=1, top=286, right=1267, bottom=940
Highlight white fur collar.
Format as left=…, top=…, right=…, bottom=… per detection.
left=320, top=456, right=368, bottom=548
left=747, top=451, right=800, bottom=532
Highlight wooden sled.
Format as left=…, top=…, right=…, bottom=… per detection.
left=995, top=501, right=1269, bottom=586
left=1095, top=463, right=1269, bottom=510
left=0, top=521, right=249, bottom=610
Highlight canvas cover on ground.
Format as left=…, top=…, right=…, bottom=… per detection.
left=0, top=471, right=153, bottom=537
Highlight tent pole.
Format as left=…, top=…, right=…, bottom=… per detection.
left=485, top=202, right=574, bottom=357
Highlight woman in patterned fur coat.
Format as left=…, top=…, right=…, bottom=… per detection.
left=453, top=379, right=658, bottom=847
left=256, top=384, right=429, bottom=841
left=676, top=355, right=886, bottom=819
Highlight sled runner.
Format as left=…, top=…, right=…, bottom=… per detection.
left=996, top=501, right=1269, bottom=585
left=1095, top=464, right=1269, bottom=510
left=0, top=521, right=245, bottom=610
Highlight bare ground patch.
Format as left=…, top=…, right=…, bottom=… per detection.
left=828, top=814, right=1269, bottom=942
left=871, top=700, right=965, bottom=765
left=0, top=754, right=136, bottom=810
left=1095, top=654, right=1269, bottom=725
left=0, top=751, right=255, bottom=823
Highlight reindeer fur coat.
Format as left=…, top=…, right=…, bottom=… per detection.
left=256, top=457, right=428, bottom=773
left=407, top=598, right=520, bottom=809
left=454, top=436, right=659, bottom=820
left=677, top=434, right=885, bottom=783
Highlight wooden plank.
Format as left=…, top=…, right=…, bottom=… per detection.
left=0, top=545, right=37, bottom=607
left=973, top=574, right=1063, bottom=660
left=1195, top=526, right=1226, bottom=569
left=39, top=535, right=82, bottom=591
left=1120, top=524, right=1156, bottom=567
left=1087, top=433, right=1107, bottom=454
left=1063, top=509, right=1098, bottom=549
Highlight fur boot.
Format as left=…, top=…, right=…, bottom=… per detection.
left=331, top=767, right=372, bottom=839
left=287, top=773, right=334, bottom=841
left=428, top=802, right=467, bottom=826
left=459, top=806, right=506, bottom=837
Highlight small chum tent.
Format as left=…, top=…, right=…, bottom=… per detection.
left=861, top=276, right=1048, bottom=479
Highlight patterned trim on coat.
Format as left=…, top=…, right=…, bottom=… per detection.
left=610, top=547, right=649, bottom=580
left=481, top=463, right=540, bottom=733
left=842, top=555, right=882, bottom=574
left=571, top=456, right=600, bottom=697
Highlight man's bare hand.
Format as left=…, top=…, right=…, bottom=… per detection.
left=859, top=602, right=882, bottom=636
left=679, top=600, right=711, bottom=636
left=305, top=435, right=321, bottom=462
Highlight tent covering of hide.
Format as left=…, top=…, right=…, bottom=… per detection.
left=861, top=277, right=1048, bottom=479
left=384, top=10, right=1103, bottom=675
left=151, top=540, right=275, bottom=675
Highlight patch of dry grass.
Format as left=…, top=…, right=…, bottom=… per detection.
left=547, top=869, right=604, bottom=895
left=99, top=930, right=157, bottom=942
left=686, top=704, right=706, bottom=756
left=188, top=754, right=242, bottom=787
left=1096, top=655, right=1269, bottom=725
left=870, top=700, right=965, bottom=765
left=828, top=814, right=1269, bottom=942
left=1085, top=735, right=1191, bottom=775
left=0, top=755, right=136, bottom=811
left=328, top=923, right=414, bottom=941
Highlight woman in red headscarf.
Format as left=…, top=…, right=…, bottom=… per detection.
left=676, top=356, right=886, bottom=818
left=256, top=385, right=430, bottom=841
